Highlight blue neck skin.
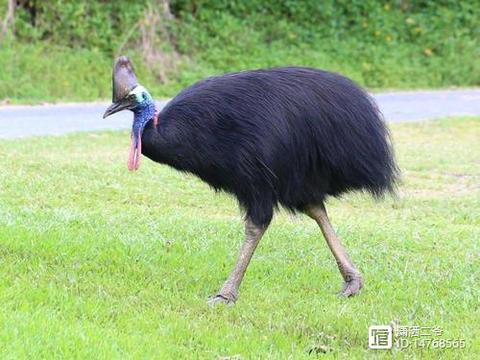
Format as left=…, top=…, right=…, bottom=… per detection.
left=131, top=96, right=156, bottom=144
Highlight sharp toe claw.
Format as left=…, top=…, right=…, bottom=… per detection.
left=338, top=276, right=363, bottom=297
left=207, top=294, right=236, bottom=306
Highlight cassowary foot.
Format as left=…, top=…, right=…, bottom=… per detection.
left=338, top=274, right=363, bottom=297
left=207, top=292, right=237, bottom=306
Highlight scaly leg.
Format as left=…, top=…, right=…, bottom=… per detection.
left=306, top=203, right=363, bottom=296
left=208, top=218, right=267, bottom=305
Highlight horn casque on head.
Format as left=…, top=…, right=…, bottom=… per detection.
left=112, top=56, right=138, bottom=102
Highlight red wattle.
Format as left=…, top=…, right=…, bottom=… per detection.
left=128, top=132, right=143, bottom=171
left=135, top=133, right=142, bottom=170
left=128, top=133, right=136, bottom=171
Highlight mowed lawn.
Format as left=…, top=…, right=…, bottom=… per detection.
left=0, top=118, right=478, bottom=358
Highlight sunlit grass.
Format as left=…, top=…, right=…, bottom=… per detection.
left=0, top=118, right=478, bottom=358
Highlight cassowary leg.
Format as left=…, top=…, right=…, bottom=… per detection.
left=208, top=218, right=267, bottom=305
left=306, top=203, right=363, bottom=297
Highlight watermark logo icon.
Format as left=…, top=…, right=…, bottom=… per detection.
left=369, top=325, right=393, bottom=349
left=369, top=323, right=465, bottom=350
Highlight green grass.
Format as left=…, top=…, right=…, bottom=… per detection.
left=1, top=37, right=478, bottom=105
left=0, top=118, right=479, bottom=358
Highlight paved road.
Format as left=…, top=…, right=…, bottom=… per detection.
left=0, top=89, right=479, bottom=139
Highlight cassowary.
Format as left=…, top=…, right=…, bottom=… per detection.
left=104, top=56, right=398, bottom=305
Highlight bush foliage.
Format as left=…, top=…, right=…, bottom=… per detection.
left=0, top=0, right=478, bottom=102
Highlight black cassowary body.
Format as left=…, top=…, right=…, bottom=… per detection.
left=104, top=57, right=398, bottom=305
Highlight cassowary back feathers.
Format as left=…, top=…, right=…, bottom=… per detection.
left=142, top=67, right=399, bottom=226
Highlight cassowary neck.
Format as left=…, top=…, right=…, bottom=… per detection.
left=132, top=99, right=156, bottom=135
left=128, top=98, right=156, bottom=171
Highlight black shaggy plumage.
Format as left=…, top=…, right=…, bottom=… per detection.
left=141, top=67, right=398, bottom=226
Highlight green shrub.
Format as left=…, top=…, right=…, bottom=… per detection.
left=0, top=0, right=478, bottom=102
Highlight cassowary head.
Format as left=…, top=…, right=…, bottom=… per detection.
left=103, top=56, right=154, bottom=118
left=103, top=56, right=157, bottom=171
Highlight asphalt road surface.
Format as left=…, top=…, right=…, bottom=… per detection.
left=1, top=89, right=479, bottom=139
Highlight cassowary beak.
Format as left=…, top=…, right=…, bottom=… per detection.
left=103, top=100, right=133, bottom=119
left=103, top=55, right=138, bottom=119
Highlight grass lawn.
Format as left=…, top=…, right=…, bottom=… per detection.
left=0, top=118, right=478, bottom=358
